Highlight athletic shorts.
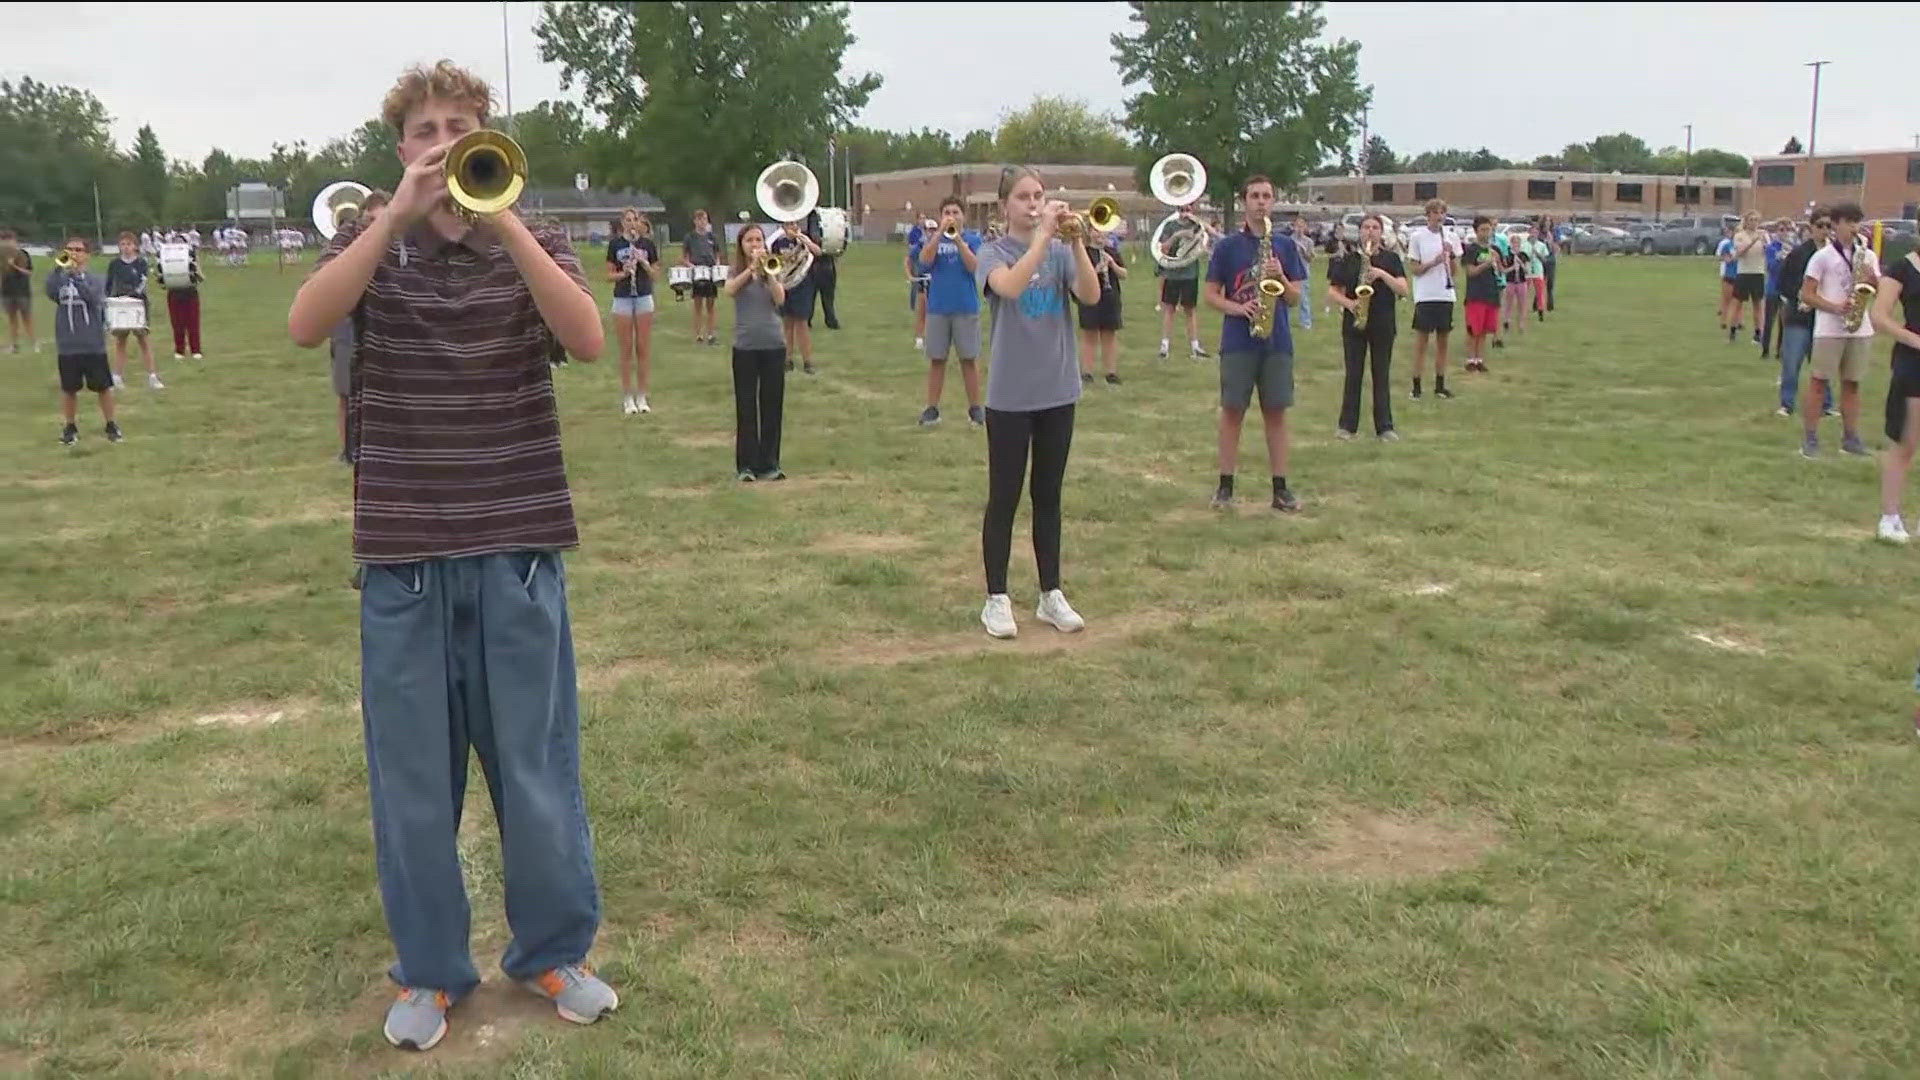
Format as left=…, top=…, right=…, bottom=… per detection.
left=1887, top=355, right=1920, bottom=442
left=1811, top=336, right=1871, bottom=383
left=1733, top=273, right=1766, bottom=302
left=611, top=294, right=656, bottom=316
left=1465, top=299, right=1500, bottom=336
left=1412, top=300, right=1454, bottom=333
left=1077, top=297, right=1122, bottom=332
left=1159, top=278, right=1199, bottom=309
left=59, top=352, right=112, bottom=393
left=1219, top=346, right=1294, bottom=410
left=2, top=294, right=28, bottom=316
left=908, top=279, right=928, bottom=309
left=691, top=280, right=718, bottom=299
left=331, top=346, right=352, bottom=397
left=782, top=281, right=817, bottom=321
left=925, top=312, right=981, bottom=361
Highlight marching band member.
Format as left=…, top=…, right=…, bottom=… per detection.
left=770, top=219, right=821, bottom=374
left=1326, top=214, right=1408, bottom=440
left=1203, top=174, right=1307, bottom=513
left=607, top=208, right=658, bottom=415
left=46, top=237, right=121, bottom=445
left=106, top=231, right=160, bottom=390
left=1800, top=202, right=1877, bottom=459
left=724, top=223, right=788, bottom=481
left=331, top=190, right=390, bottom=464
left=805, top=205, right=840, bottom=331
left=285, top=58, right=616, bottom=1053
left=160, top=240, right=204, bottom=361
left=680, top=208, right=721, bottom=345
left=1873, top=214, right=1920, bottom=542
left=974, top=165, right=1099, bottom=639
left=914, top=196, right=984, bottom=426
left=1460, top=216, right=1501, bottom=381
left=0, top=229, right=35, bottom=353
left=1156, top=205, right=1212, bottom=361
left=1075, top=231, right=1127, bottom=385
left=1406, top=199, right=1457, bottom=399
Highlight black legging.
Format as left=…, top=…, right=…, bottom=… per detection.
left=983, top=403, right=1075, bottom=595
left=1339, top=324, right=1395, bottom=435
left=731, top=346, right=786, bottom=473
left=1762, top=292, right=1783, bottom=354
left=810, top=257, right=839, bottom=329
left=1542, top=258, right=1557, bottom=312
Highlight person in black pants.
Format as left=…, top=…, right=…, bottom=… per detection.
left=804, top=207, right=839, bottom=330
left=722, top=224, right=788, bottom=481
left=1326, top=214, right=1409, bottom=440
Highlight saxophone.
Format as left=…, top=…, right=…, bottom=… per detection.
left=1248, top=215, right=1287, bottom=340
left=1352, top=238, right=1377, bottom=333
left=1843, top=240, right=1877, bottom=333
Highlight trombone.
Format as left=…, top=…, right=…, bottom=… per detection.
left=444, top=129, right=528, bottom=222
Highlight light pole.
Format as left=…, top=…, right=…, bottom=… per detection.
left=1805, top=60, right=1829, bottom=159
left=501, top=2, right=515, bottom=133
left=1682, top=123, right=1692, bottom=212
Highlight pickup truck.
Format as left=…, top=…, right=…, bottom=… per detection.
left=1640, top=215, right=1742, bottom=256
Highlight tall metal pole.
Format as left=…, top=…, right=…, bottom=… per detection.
left=827, top=137, right=836, bottom=207
left=1357, top=107, right=1370, bottom=210
left=1682, top=123, right=1692, bottom=211
left=92, top=179, right=104, bottom=248
left=1805, top=61, right=1829, bottom=159
left=502, top=2, right=515, bottom=132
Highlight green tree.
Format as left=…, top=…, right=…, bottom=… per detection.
left=536, top=1, right=881, bottom=214
left=1403, top=147, right=1510, bottom=173
left=510, top=100, right=592, bottom=189
left=1360, top=134, right=1399, bottom=176
left=993, top=95, right=1132, bottom=165
left=1111, top=1, right=1368, bottom=210
left=0, top=76, right=118, bottom=236
left=1686, top=148, right=1750, bottom=178
left=129, top=125, right=169, bottom=225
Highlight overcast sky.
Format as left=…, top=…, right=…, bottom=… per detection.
left=6, top=2, right=1911, bottom=168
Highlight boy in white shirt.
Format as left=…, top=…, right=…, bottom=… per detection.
left=1404, top=199, right=1458, bottom=399
left=1798, top=202, right=1879, bottom=457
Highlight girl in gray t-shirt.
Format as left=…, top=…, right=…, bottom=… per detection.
left=972, top=165, right=1102, bottom=641
left=723, top=225, right=788, bottom=482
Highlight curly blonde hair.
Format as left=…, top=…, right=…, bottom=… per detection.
left=382, top=60, right=493, bottom=134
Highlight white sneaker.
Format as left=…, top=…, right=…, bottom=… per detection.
left=147, top=372, right=164, bottom=390
left=981, top=594, right=1018, bottom=639
left=1878, top=515, right=1910, bottom=544
left=914, top=336, right=925, bottom=351
left=172, top=352, right=185, bottom=361
left=621, top=396, right=637, bottom=416
left=1157, top=338, right=1170, bottom=359
left=1035, top=589, right=1085, bottom=633
left=112, top=373, right=125, bottom=389
left=636, top=395, right=651, bottom=414
left=191, top=352, right=202, bottom=360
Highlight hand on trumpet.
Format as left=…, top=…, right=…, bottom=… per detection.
left=1036, top=199, right=1069, bottom=239
left=388, top=140, right=454, bottom=229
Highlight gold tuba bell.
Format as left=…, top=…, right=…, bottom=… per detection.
left=444, top=129, right=528, bottom=222
left=312, top=180, right=372, bottom=240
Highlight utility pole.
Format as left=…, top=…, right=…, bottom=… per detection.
left=1682, top=123, right=1692, bottom=211
left=501, top=2, right=515, bottom=134
left=1357, top=106, right=1370, bottom=210
left=1805, top=60, right=1829, bottom=159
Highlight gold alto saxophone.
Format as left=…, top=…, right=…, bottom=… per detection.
left=1843, top=240, right=1877, bottom=333
left=1248, top=215, right=1287, bottom=340
left=1352, top=238, right=1377, bottom=333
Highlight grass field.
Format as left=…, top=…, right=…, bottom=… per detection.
left=5, top=243, right=1920, bottom=1079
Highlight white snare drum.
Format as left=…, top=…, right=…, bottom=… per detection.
left=159, top=242, right=192, bottom=289
left=693, top=265, right=715, bottom=283
left=105, top=297, right=147, bottom=332
left=818, top=207, right=849, bottom=256
left=669, top=265, right=693, bottom=288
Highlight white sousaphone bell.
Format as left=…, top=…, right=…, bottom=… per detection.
left=1147, top=152, right=1211, bottom=271
left=313, top=180, right=373, bottom=240
left=755, top=160, right=821, bottom=289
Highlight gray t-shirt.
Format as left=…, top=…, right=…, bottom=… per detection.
left=732, top=274, right=784, bottom=350
left=685, top=229, right=719, bottom=266
left=976, top=235, right=1081, bottom=413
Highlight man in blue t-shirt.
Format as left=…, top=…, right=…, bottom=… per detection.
left=1204, top=174, right=1309, bottom=513
left=912, top=196, right=984, bottom=426
left=1761, top=219, right=1791, bottom=359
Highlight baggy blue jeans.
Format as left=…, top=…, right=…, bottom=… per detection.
left=1778, top=324, right=1834, bottom=415
left=358, top=550, right=600, bottom=1001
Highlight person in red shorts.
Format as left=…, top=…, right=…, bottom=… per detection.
left=1459, top=216, right=1502, bottom=380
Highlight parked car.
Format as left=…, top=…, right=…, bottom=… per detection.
left=1571, top=225, right=1635, bottom=255
left=1641, top=215, right=1739, bottom=256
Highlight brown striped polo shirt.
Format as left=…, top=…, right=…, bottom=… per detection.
left=316, top=216, right=590, bottom=564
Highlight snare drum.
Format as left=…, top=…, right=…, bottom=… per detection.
left=669, top=265, right=694, bottom=288
left=695, top=265, right=717, bottom=284
left=105, top=297, right=148, bottom=333
left=159, top=242, right=193, bottom=289
left=817, top=207, right=849, bottom=256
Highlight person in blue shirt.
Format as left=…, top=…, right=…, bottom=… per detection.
left=1203, top=174, right=1309, bottom=513
left=905, top=218, right=929, bottom=349
left=912, top=196, right=984, bottom=426
left=1761, top=219, right=1791, bottom=359
left=1716, top=227, right=1738, bottom=331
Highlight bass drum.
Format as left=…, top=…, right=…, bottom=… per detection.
left=817, top=207, right=850, bottom=257
left=159, top=242, right=194, bottom=289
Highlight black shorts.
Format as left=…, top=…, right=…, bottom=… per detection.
left=781, top=281, right=817, bottom=321
left=59, top=352, right=112, bottom=394
left=1078, top=297, right=1122, bottom=332
left=1159, top=278, right=1199, bottom=308
left=691, top=281, right=718, bottom=299
left=1733, top=273, right=1766, bottom=302
left=1412, top=300, right=1454, bottom=333
left=1886, top=355, right=1920, bottom=442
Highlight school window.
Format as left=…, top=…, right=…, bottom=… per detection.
left=1823, top=162, right=1865, bottom=185
left=1570, top=181, right=1594, bottom=199
left=1371, top=182, right=1393, bottom=202
left=1615, top=182, right=1643, bottom=203
left=1907, top=158, right=1920, bottom=184
left=1712, top=186, right=1734, bottom=206
left=1674, top=184, right=1700, bottom=203
left=1413, top=181, right=1438, bottom=200
left=1527, top=180, right=1556, bottom=200
left=1755, top=164, right=1795, bottom=187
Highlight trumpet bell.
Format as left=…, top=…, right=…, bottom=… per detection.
left=313, top=180, right=373, bottom=240
left=762, top=254, right=783, bottom=276
left=445, top=130, right=528, bottom=220
left=1149, top=153, right=1207, bottom=208
left=756, top=160, right=820, bottom=223
left=54, top=252, right=75, bottom=270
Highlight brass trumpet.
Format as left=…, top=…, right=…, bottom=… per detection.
left=444, top=129, right=528, bottom=222
left=760, top=253, right=782, bottom=278
left=54, top=251, right=76, bottom=271
left=1054, top=196, right=1121, bottom=242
